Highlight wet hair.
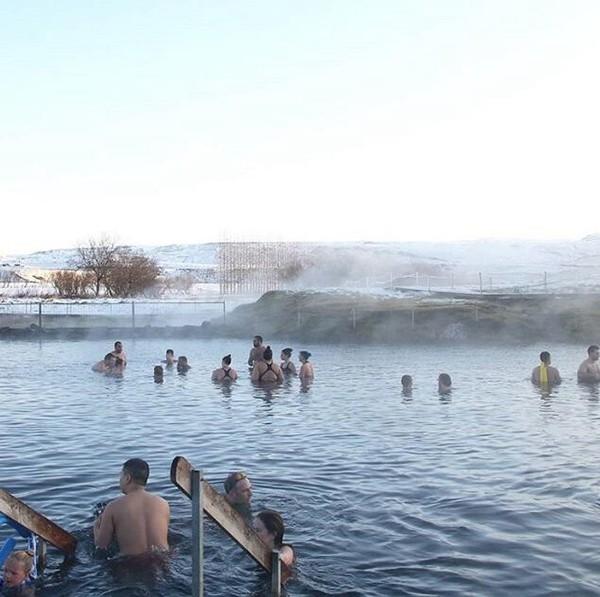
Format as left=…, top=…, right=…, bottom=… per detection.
left=254, top=335, right=263, bottom=343
left=222, top=354, right=232, bottom=365
left=114, top=341, right=122, bottom=349
left=166, top=349, right=174, bottom=356
left=104, top=353, right=115, bottom=363
left=256, top=510, right=285, bottom=546
left=224, top=471, right=247, bottom=494
left=178, top=356, right=188, bottom=364
left=439, top=373, right=452, bottom=387
left=588, top=345, right=599, bottom=355
left=122, top=458, right=149, bottom=486
left=281, top=348, right=293, bottom=357
left=540, top=351, right=551, bottom=363
left=299, top=350, right=311, bottom=361
left=154, top=365, right=164, bottom=375
left=263, top=346, right=273, bottom=361
left=401, top=374, right=412, bottom=386
left=6, top=550, right=33, bottom=574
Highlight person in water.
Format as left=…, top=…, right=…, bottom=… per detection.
left=92, top=353, right=116, bottom=373
left=247, top=335, right=266, bottom=367
left=111, top=341, right=127, bottom=366
left=177, top=356, right=191, bottom=373
left=438, top=373, right=452, bottom=394
left=153, top=365, right=164, bottom=384
left=531, top=351, right=561, bottom=385
left=162, top=349, right=176, bottom=367
left=251, top=346, right=284, bottom=384
left=224, top=471, right=253, bottom=523
left=298, top=351, right=314, bottom=380
left=212, top=354, right=238, bottom=382
left=577, top=345, right=600, bottom=383
left=110, top=357, right=125, bottom=376
left=280, top=348, right=297, bottom=375
left=401, top=374, right=413, bottom=394
left=1, top=551, right=34, bottom=596
left=253, top=510, right=295, bottom=569
left=94, top=458, right=170, bottom=556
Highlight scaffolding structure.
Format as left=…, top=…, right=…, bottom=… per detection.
left=217, top=242, right=301, bottom=296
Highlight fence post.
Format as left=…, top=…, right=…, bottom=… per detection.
left=351, top=308, right=356, bottom=330
left=38, top=303, right=42, bottom=330
left=297, top=310, right=302, bottom=329
left=222, top=301, right=226, bottom=324
left=411, top=309, right=415, bottom=329
left=191, top=469, right=204, bottom=597
left=131, top=302, right=136, bottom=329
left=271, top=550, right=281, bottom=596
left=544, top=271, right=548, bottom=292
left=475, top=305, right=479, bottom=322
left=479, top=272, right=483, bottom=294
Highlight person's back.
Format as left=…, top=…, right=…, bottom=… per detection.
left=94, top=458, right=170, bottom=556
left=212, top=354, right=238, bottom=382
left=251, top=347, right=283, bottom=383
left=109, top=491, right=169, bottom=555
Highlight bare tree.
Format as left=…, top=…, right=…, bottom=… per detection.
left=70, top=236, right=120, bottom=296
left=51, top=270, right=94, bottom=298
left=104, top=248, right=161, bottom=297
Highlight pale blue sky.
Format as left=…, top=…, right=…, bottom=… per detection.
left=2, top=1, right=599, bottom=253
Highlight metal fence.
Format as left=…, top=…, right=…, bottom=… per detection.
left=0, top=300, right=227, bottom=330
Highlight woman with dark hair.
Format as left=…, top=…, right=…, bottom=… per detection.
left=253, top=510, right=295, bottom=568
left=280, top=348, right=297, bottom=376
left=212, top=354, right=238, bottom=382
left=298, top=351, right=314, bottom=380
left=251, top=346, right=284, bottom=384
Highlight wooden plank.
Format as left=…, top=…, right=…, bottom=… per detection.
left=170, top=456, right=272, bottom=571
left=0, top=489, right=77, bottom=555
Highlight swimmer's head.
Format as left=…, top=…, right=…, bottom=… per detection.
left=401, top=374, right=412, bottom=389
left=253, top=335, right=263, bottom=347
left=3, top=550, right=33, bottom=588
left=114, top=341, right=123, bottom=354
left=166, top=349, right=174, bottom=357
left=263, top=346, right=273, bottom=361
left=588, top=345, right=600, bottom=360
left=281, top=348, right=292, bottom=359
left=154, top=365, right=164, bottom=376
left=540, top=351, right=551, bottom=364
left=438, top=373, right=452, bottom=390
left=299, top=350, right=311, bottom=362
left=222, top=354, right=232, bottom=366
left=120, top=458, right=149, bottom=493
left=253, top=510, right=285, bottom=548
left=224, top=471, right=252, bottom=505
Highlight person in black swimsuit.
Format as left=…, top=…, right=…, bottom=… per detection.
left=212, top=354, right=239, bottom=382
left=251, top=346, right=284, bottom=384
left=280, top=348, right=297, bottom=376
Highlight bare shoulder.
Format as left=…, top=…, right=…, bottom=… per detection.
left=280, top=544, right=295, bottom=567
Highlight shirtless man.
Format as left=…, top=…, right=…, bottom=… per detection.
left=224, top=471, right=253, bottom=523
left=92, top=353, right=116, bottom=373
left=111, top=341, right=127, bottom=366
left=94, top=458, right=170, bottom=556
left=531, top=351, right=561, bottom=385
left=247, top=335, right=266, bottom=367
left=251, top=346, right=284, bottom=384
left=212, top=354, right=238, bottom=382
left=577, top=345, right=600, bottom=383
left=162, top=349, right=176, bottom=367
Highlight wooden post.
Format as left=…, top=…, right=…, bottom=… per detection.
left=38, top=303, right=42, bottom=330
left=271, top=550, right=281, bottom=596
left=131, top=302, right=136, bottom=329
left=0, top=489, right=76, bottom=556
left=37, top=539, right=47, bottom=573
left=192, top=469, right=204, bottom=597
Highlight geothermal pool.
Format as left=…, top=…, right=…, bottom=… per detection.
left=2, top=338, right=600, bottom=596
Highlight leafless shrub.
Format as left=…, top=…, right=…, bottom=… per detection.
left=51, top=270, right=94, bottom=298
left=70, top=236, right=121, bottom=296
left=104, top=249, right=161, bottom=298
